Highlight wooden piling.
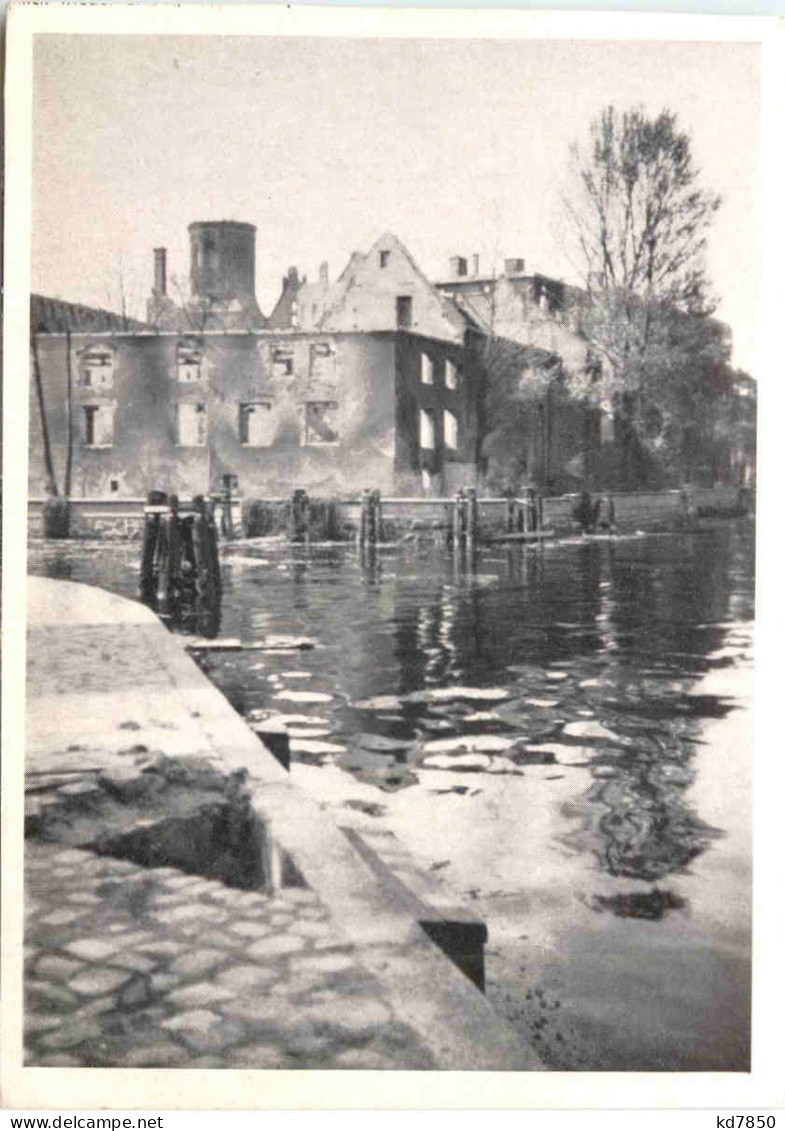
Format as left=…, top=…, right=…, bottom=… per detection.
left=139, top=489, right=167, bottom=604
left=465, top=488, right=478, bottom=551
left=452, top=489, right=465, bottom=550
left=506, top=497, right=516, bottom=534
left=290, top=488, right=310, bottom=544
left=371, top=489, right=383, bottom=545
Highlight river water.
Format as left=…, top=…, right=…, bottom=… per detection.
left=28, top=520, right=755, bottom=1071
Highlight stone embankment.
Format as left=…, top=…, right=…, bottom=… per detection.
left=25, top=577, right=542, bottom=1071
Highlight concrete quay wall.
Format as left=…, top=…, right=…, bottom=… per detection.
left=24, top=577, right=542, bottom=1071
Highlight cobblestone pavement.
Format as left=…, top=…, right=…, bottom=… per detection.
left=25, top=841, right=436, bottom=1069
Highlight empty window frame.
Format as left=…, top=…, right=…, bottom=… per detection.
left=380, top=250, right=390, bottom=269
left=239, top=401, right=274, bottom=447
left=177, top=340, right=202, bottom=383
left=304, top=401, right=339, bottom=446
left=420, top=353, right=434, bottom=385
left=83, top=404, right=114, bottom=447
left=396, top=296, right=412, bottom=329
left=309, top=341, right=336, bottom=378
left=445, top=359, right=459, bottom=390
left=79, top=345, right=114, bottom=389
left=419, top=408, right=435, bottom=450
left=444, top=409, right=459, bottom=450
left=272, top=346, right=295, bottom=377
left=176, top=402, right=207, bottom=447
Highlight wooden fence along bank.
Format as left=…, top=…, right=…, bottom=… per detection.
left=28, top=483, right=752, bottom=544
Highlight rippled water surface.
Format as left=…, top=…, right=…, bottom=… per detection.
left=29, top=521, right=755, bottom=1071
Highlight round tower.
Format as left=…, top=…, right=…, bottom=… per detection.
left=187, top=220, right=264, bottom=328
left=189, top=220, right=257, bottom=305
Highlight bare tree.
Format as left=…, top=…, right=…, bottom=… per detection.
left=560, top=106, right=722, bottom=484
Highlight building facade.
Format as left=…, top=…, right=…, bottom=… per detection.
left=30, top=326, right=481, bottom=500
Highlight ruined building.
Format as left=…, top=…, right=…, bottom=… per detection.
left=30, top=222, right=487, bottom=501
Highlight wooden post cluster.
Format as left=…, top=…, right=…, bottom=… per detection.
left=139, top=490, right=220, bottom=621
left=504, top=490, right=540, bottom=536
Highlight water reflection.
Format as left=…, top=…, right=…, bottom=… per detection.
left=30, top=529, right=754, bottom=896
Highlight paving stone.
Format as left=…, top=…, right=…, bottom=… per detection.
left=69, top=966, right=131, bottom=996
left=115, top=953, right=157, bottom=975
left=138, top=940, right=188, bottom=958
left=216, top=965, right=277, bottom=991
left=80, top=995, right=121, bottom=1017
left=64, top=893, right=102, bottom=906
left=228, top=920, right=272, bottom=940
left=149, top=893, right=190, bottom=907
left=163, top=874, right=206, bottom=891
left=282, top=1031, right=335, bottom=1061
left=66, top=938, right=122, bottom=962
left=38, top=1017, right=104, bottom=1049
left=169, top=949, right=228, bottom=978
left=163, top=904, right=204, bottom=925
left=162, top=1008, right=221, bottom=1034
left=178, top=1019, right=245, bottom=1055
left=246, top=934, right=304, bottom=960
left=38, top=908, right=87, bottom=927
left=288, top=919, right=333, bottom=941
left=224, top=1042, right=290, bottom=1069
left=108, top=931, right=157, bottom=949
left=278, top=888, right=318, bottom=906
left=267, top=913, right=294, bottom=929
left=27, top=979, right=80, bottom=1010
left=150, top=973, right=181, bottom=994
left=25, top=1013, right=64, bottom=1033
left=119, top=977, right=154, bottom=1008
left=52, top=849, right=94, bottom=866
left=299, top=907, right=328, bottom=922
left=289, top=951, right=356, bottom=975
left=166, top=982, right=235, bottom=1009
left=33, top=1052, right=84, bottom=1067
left=116, top=1043, right=193, bottom=1068
left=331, top=1046, right=397, bottom=1069
left=34, top=955, right=84, bottom=981
left=302, top=997, right=392, bottom=1036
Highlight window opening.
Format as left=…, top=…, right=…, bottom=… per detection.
left=304, top=401, right=339, bottom=445
left=444, top=409, right=459, bottom=450
left=396, top=296, right=412, bottom=329
left=419, top=408, right=435, bottom=450
left=176, top=403, right=207, bottom=447
left=239, top=402, right=274, bottom=447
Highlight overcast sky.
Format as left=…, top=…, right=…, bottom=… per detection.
left=32, top=34, right=760, bottom=374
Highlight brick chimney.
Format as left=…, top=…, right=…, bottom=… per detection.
left=153, top=248, right=167, bottom=296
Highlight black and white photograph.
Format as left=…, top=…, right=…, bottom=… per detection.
left=2, top=3, right=780, bottom=1112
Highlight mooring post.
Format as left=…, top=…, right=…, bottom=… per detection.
left=155, top=494, right=180, bottom=615
left=140, top=488, right=167, bottom=604
left=192, top=494, right=218, bottom=602
left=521, top=491, right=531, bottom=535
left=506, top=496, right=516, bottom=534
left=372, top=490, right=384, bottom=545
left=452, top=489, right=465, bottom=550
left=368, top=489, right=381, bottom=546
left=358, top=488, right=371, bottom=549
left=290, top=488, right=309, bottom=544
left=466, top=487, right=478, bottom=551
